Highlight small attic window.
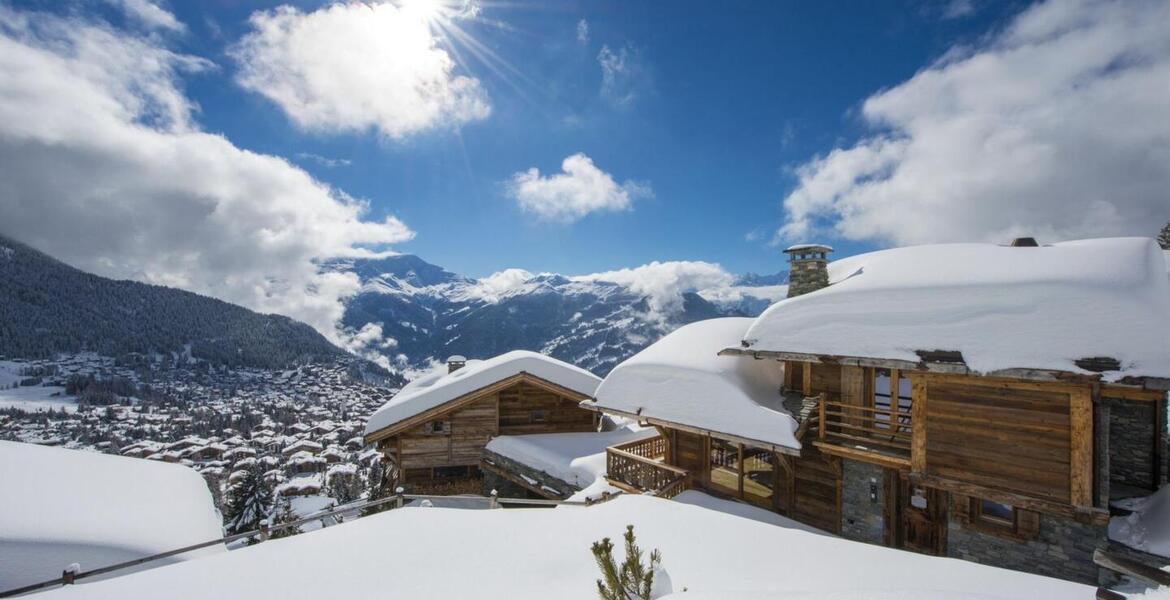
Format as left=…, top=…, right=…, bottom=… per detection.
left=531, top=409, right=547, bottom=422
left=427, top=420, right=450, bottom=435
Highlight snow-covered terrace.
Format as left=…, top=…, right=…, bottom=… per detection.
left=35, top=494, right=1091, bottom=600
left=736, top=238, right=1170, bottom=387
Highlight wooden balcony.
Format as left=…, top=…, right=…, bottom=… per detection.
left=814, top=396, right=913, bottom=468
left=605, top=436, right=690, bottom=499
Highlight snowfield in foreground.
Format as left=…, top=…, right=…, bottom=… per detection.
left=39, top=494, right=1090, bottom=600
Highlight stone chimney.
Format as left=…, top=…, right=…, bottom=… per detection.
left=784, top=244, right=833, bottom=298
left=446, top=355, right=467, bottom=373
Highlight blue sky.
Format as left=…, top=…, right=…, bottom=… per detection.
left=160, top=0, right=1020, bottom=277
left=2, top=0, right=1166, bottom=339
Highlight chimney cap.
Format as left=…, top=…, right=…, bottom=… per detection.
left=446, top=355, right=467, bottom=364
left=784, top=243, right=834, bottom=254
left=1009, top=237, right=1040, bottom=247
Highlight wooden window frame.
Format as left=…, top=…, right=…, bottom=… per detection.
left=426, top=420, right=450, bottom=435
left=954, top=493, right=1040, bottom=541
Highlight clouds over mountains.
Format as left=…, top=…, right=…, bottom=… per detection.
left=779, top=0, right=1170, bottom=246
left=0, top=5, right=413, bottom=343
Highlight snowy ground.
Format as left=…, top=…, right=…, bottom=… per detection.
left=38, top=493, right=1090, bottom=600
left=0, top=384, right=75, bottom=413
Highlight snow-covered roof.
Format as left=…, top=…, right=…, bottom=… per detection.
left=41, top=494, right=1089, bottom=599
left=743, top=238, right=1170, bottom=383
left=365, top=350, right=601, bottom=438
left=587, top=318, right=800, bottom=451
left=0, top=442, right=223, bottom=589
left=485, top=425, right=653, bottom=488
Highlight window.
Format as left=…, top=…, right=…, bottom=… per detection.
left=427, top=420, right=450, bottom=435
left=962, top=496, right=1039, bottom=540
left=531, top=409, right=547, bottom=422
left=433, top=465, right=470, bottom=479
left=741, top=447, right=776, bottom=509
left=977, top=499, right=1015, bottom=524
left=709, top=438, right=741, bottom=496
left=872, top=368, right=912, bottom=433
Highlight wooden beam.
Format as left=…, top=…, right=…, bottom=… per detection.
left=1070, top=387, right=1093, bottom=508
left=910, top=473, right=1110, bottom=525
left=813, top=441, right=911, bottom=470
left=1093, top=549, right=1170, bottom=587
left=910, top=376, right=927, bottom=474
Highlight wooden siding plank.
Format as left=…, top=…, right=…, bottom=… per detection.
left=1070, top=387, right=1093, bottom=507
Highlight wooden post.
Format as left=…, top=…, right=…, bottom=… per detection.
left=394, top=486, right=405, bottom=509
left=910, top=377, right=927, bottom=474
left=258, top=519, right=270, bottom=542
left=61, top=564, right=79, bottom=585
left=1070, top=387, right=1094, bottom=508
left=489, top=488, right=499, bottom=509
left=818, top=395, right=826, bottom=442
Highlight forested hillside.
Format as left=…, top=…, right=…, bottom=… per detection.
left=0, top=236, right=345, bottom=368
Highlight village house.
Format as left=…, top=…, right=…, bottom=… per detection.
left=363, top=351, right=602, bottom=494
left=583, top=237, right=1170, bottom=585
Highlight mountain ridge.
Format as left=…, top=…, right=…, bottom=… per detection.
left=333, top=254, right=788, bottom=375
left=0, top=235, right=348, bottom=369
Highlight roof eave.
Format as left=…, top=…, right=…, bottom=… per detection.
left=720, top=347, right=1170, bottom=391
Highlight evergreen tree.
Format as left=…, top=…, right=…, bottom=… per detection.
left=268, top=498, right=302, bottom=540
left=1158, top=221, right=1170, bottom=250
left=360, top=462, right=393, bottom=516
left=223, top=467, right=274, bottom=541
left=591, top=525, right=662, bottom=600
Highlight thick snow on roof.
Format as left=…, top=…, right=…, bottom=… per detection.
left=588, top=318, right=799, bottom=450
left=485, top=425, right=653, bottom=488
left=744, top=238, right=1170, bottom=381
left=0, top=442, right=223, bottom=589
left=365, top=350, right=601, bottom=437
left=40, top=494, right=1089, bottom=600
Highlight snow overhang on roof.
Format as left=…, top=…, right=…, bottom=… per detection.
left=738, top=238, right=1170, bottom=388
left=364, top=350, right=602, bottom=440
left=585, top=318, right=801, bottom=452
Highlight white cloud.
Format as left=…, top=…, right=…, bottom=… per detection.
left=231, top=2, right=490, bottom=139
left=463, top=268, right=536, bottom=303
left=597, top=43, right=647, bottom=108
left=572, top=261, right=734, bottom=323
left=941, top=0, right=976, bottom=20
left=0, top=6, right=414, bottom=346
left=576, top=19, right=589, bottom=44
left=506, top=153, right=650, bottom=222
left=106, top=0, right=184, bottom=32
left=296, top=152, right=352, bottom=168
left=779, top=0, right=1170, bottom=247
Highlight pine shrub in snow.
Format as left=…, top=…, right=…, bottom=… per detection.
left=591, top=525, right=662, bottom=600
left=360, top=463, right=393, bottom=516
left=224, top=467, right=274, bottom=541
left=1159, top=221, right=1170, bottom=250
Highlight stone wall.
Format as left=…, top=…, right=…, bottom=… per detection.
left=840, top=459, right=886, bottom=545
left=1108, top=398, right=1158, bottom=491
left=946, top=513, right=1108, bottom=585
left=786, top=258, right=829, bottom=298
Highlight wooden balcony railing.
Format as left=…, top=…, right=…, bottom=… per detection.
left=817, top=398, right=913, bottom=459
left=611, top=434, right=667, bottom=461
left=606, top=441, right=689, bottom=496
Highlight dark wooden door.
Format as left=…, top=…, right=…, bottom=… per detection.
left=889, top=473, right=947, bottom=555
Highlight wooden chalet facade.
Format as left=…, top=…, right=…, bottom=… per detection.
left=364, top=353, right=601, bottom=494
left=588, top=238, right=1170, bottom=585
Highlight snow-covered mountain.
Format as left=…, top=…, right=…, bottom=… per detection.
left=331, top=255, right=788, bottom=375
